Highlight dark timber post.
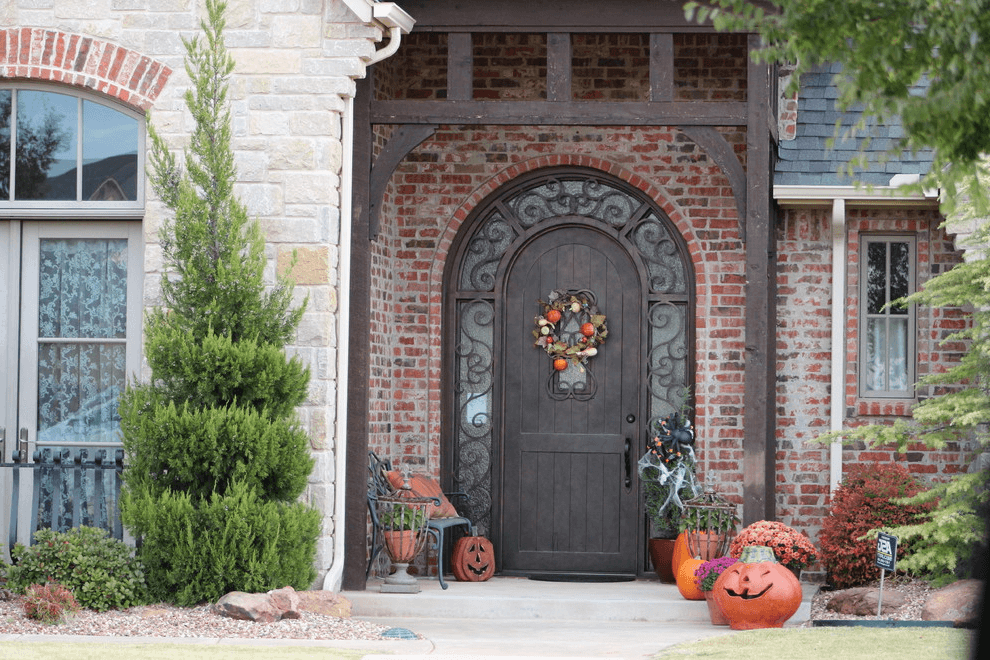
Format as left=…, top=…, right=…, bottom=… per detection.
left=742, top=34, right=776, bottom=526
left=343, top=74, right=373, bottom=591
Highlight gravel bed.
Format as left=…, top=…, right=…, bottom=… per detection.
left=802, top=576, right=933, bottom=626
left=0, top=594, right=397, bottom=640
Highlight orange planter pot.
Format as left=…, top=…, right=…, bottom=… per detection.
left=711, top=560, right=802, bottom=629
left=384, top=530, right=419, bottom=563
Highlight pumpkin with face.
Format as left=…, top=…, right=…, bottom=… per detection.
left=452, top=535, right=496, bottom=582
left=711, top=560, right=801, bottom=629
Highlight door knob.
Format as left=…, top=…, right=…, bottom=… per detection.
left=625, top=414, right=635, bottom=423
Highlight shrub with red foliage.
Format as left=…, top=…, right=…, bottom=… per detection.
left=23, top=582, right=79, bottom=624
left=819, top=462, right=935, bottom=589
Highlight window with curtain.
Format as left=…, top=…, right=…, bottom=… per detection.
left=860, top=235, right=915, bottom=398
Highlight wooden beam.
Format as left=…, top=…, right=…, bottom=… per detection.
left=681, top=126, right=746, bottom=237
left=447, top=32, right=473, bottom=101
left=742, top=35, right=776, bottom=526
left=369, top=125, right=438, bottom=239
left=342, top=74, right=373, bottom=592
left=399, top=0, right=718, bottom=32
left=547, top=33, right=572, bottom=102
left=650, top=33, right=674, bottom=102
left=370, top=100, right=748, bottom=126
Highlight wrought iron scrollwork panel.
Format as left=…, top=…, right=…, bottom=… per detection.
left=507, top=177, right=640, bottom=228
left=459, top=213, right=517, bottom=292
left=631, top=213, right=687, bottom=294
left=453, top=299, right=495, bottom=534
left=647, top=302, right=689, bottom=428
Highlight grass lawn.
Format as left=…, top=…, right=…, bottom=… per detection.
left=654, top=626, right=975, bottom=659
left=0, top=642, right=372, bottom=660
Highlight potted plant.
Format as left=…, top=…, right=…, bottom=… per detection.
left=381, top=504, right=429, bottom=563
left=693, top=556, right=739, bottom=625
left=681, top=487, right=740, bottom=561
left=729, top=520, right=819, bottom=578
left=638, top=411, right=701, bottom=582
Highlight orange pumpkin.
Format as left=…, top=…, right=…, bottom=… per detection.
left=670, top=531, right=690, bottom=577
left=553, top=357, right=568, bottom=371
left=711, top=560, right=802, bottom=629
left=452, top=535, right=496, bottom=582
left=676, top=557, right=705, bottom=600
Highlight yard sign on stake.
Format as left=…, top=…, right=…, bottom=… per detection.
left=875, top=532, right=898, bottom=616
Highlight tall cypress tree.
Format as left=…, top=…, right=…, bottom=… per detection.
left=120, top=0, right=320, bottom=605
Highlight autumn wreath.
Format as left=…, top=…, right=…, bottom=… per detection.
left=532, top=290, right=608, bottom=370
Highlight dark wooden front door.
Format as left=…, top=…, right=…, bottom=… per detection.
left=501, top=223, right=641, bottom=575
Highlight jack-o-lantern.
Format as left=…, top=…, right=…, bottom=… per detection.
left=452, top=535, right=496, bottom=582
left=676, top=557, right=706, bottom=600
left=711, top=560, right=802, bottom=630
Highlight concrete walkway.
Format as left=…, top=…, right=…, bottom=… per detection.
left=1, top=577, right=817, bottom=659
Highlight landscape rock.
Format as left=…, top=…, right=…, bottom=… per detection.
left=825, top=586, right=907, bottom=615
left=921, top=579, right=982, bottom=626
left=214, top=586, right=303, bottom=623
left=297, top=590, right=352, bottom=618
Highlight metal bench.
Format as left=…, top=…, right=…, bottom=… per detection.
left=367, top=450, right=474, bottom=589
left=2, top=430, right=124, bottom=558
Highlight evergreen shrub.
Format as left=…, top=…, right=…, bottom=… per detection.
left=818, top=462, right=935, bottom=589
left=124, top=481, right=320, bottom=606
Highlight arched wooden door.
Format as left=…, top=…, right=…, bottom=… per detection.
left=444, top=168, right=693, bottom=577
left=501, top=224, right=641, bottom=574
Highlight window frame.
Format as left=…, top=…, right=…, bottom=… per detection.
left=858, top=233, right=917, bottom=399
left=0, top=83, right=146, bottom=217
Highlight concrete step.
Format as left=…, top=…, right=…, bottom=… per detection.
left=346, top=576, right=816, bottom=624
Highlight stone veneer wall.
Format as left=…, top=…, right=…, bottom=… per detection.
left=2, top=0, right=383, bottom=585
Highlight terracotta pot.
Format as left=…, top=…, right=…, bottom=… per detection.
left=647, top=538, right=677, bottom=583
left=384, top=530, right=419, bottom=563
left=704, top=591, right=729, bottom=625
left=686, top=531, right=725, bottom=561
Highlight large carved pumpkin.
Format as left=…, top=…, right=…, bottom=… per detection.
left=711, top=560, right=802, bottom=629
left=676, top=557, right=706, bottom=600
left=452, top=535, right=496, bottom=582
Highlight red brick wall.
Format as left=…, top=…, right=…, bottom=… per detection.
left=775, top=206, right=973, bottom=543
left=380, top=32, right=747, bottom=103
left=367, top=122, right=749, bottom=503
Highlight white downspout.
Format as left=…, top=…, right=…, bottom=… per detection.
left=829, top=198, right=847, bottom=494
left=323, top=93, right=355, bottom=592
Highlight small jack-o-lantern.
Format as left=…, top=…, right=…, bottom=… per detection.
left=452, top=535, right=496, bottom=582
left=711, top=559, right=801, bottom=630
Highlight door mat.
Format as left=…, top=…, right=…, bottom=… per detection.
left=528, top=573, right=636, bottom=583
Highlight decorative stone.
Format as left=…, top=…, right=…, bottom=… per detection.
left=297, top=590, right=352, bottom=618
left=826, top=587, right=907, bottom=616
left=921, top=579, right=983, bottom=626
left=214, top=586, right=303, bottom=623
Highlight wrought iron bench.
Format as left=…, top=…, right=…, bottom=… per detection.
left=2, top=430, right=124, bottom=559
left=367, top=450, right=474, bottom=589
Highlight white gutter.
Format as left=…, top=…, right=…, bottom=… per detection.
left=775, top=181, right=939, bottom=208
left=322, top=93, right=355, bottom=593
left=323, top=0, right=414, bottom=593
left=829, top=198, right=847, bottom=494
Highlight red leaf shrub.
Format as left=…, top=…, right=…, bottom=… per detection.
left=23, top=582, right=79, bottom=624
left=819, top=462, right=935, bottom=589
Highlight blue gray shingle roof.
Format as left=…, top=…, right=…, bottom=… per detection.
left=774, top=62, right=935, bottom=186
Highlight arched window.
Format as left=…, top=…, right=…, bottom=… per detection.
left=1, top=85, right=144, bottom=211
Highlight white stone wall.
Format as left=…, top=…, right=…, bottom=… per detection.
left=5, top=0, right=385, bottom=584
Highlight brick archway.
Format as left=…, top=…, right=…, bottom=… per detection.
left=1, top=29, right=171, bottom=111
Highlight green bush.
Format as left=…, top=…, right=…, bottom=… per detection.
left=818, top=462, right=935, bottom=589
left=6, top=527, right=147, bottom=611
left=124, top=481, right=320, bottom=606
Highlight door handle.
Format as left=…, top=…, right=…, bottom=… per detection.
left=18, top=427, right=29, bottom=461
left=624, top=438, right=632, bottom=489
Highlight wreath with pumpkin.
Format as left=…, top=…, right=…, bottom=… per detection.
left=532, top=289, right=608, bottom=371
